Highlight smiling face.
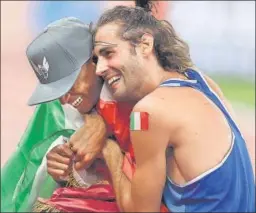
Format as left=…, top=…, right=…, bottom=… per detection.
left=94, top=23, right=150, bottom=102
left=59, top=58, right=103, bottom=114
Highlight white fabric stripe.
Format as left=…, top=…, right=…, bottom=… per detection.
left=160, top=83, right=181, bottom=87
left=167, top=132, right=235, bottom=188
left=27, top=104, right=94, bottom=210
left=100, top=83, right=115, bottom=101
left=62, top=104, right=84, bottom=130
left=134, top=112, right=141, bottom=130
left=27, top=136, right=67, bottom=209
left=163, top=78, right=197, bottom=83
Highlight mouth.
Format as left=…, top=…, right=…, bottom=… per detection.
left=71, top=96, right=83, bottom=108
left=107, top=75, right=121, bottom=88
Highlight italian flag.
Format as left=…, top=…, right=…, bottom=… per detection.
left=1, top=100, right=80, bottom=212
left=130, top=112, right=149, bottom=131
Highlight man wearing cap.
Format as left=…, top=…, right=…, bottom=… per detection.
left=27, top=17, right=101, bottom=114
left=26, top=17, right=108, bottom=176
left=26, top=17, right=136, bottom=212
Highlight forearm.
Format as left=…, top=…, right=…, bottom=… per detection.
left=83, top=112, right=108, bottom=149
left=102, top=139, right=132, bottom=211
left=69, top=111, right=109, bottom=170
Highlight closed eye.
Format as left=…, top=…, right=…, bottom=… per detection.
left=92, top=55, right=98, bottom=64
left=103, top=51, right=114, bottom=58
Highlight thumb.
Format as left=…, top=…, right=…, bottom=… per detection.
left=74, top=153, right=94, bottom=170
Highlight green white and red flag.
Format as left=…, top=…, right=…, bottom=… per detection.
left=130, top=112, right=149, bottom=131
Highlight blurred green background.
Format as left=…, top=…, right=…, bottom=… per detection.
left=212, top=76, right=255, bottom=107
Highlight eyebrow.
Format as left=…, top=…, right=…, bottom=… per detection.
left=94, top=41, right=117, bottom=46
left=95, top=44, right=118, bottom=56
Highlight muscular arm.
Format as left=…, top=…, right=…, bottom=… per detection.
left=102, top=139, right=131, bottom=211
left=103, top=98, right=170, bottom=212
left=68, top=111, right=108, bottom=170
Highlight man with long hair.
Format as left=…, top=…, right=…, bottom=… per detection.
left=92, top=1, right=255, bottom=212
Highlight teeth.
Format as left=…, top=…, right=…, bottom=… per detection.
left=108, top=76, right=120, bottom=85
left=71, top=96, right=83, bottom=107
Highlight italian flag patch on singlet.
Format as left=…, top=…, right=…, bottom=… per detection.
left=130, top=112, right=149, bottom=131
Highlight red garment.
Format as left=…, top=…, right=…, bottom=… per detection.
left=97, top=99, right=134, bottom=154
left=97, top=99, right=136, bottom=180
left=97, top=95, right=169, bottom=212
left=36, top=184, right=119, bottom=212
left=34, top=87, right=169, bottom=212
left=36, top=184, right=169, bottom=212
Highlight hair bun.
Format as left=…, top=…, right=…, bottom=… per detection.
left=135, top=0, right=153, bottom=12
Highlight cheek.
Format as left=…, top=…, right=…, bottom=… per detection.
left=108, top=55, right=124, bottom=69
left=82, top=100, right=93, bottom=109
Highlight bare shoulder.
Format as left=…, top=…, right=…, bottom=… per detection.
left=131, top=89, right=184, bottom=144
left=132, top=89, right=180, bottom=126
left=130, top=93, right=172, bottom=153
left=132, top=93, right=167, bottom=133
left=133, top=91, right=165, bottom=113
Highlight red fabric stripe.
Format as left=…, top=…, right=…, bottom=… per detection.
left=140, top=112, right=149, bottom=130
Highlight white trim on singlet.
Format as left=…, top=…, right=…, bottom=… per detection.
left=167, top=131, right=235, bottom=188
left=160, top=78, right=198, bottom=84
left=161, top=83, right=181, bottom=87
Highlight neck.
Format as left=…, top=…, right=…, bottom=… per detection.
left=160, top=69, right=188, bottom=82
left=130, top=64, right=164, bottom=102
left=136, top=65, right=187, bottom=101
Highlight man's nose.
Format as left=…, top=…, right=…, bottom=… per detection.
left=59, top=93, right=71, bottom=105
left=95, top=59, right=107, bottom=77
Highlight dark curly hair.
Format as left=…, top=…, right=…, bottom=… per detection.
left=94, top=1, right=194, bottom=73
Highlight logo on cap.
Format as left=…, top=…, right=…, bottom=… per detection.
left=36, top=57, right=49, bottom=80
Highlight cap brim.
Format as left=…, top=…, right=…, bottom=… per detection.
left=27, top=68, right=81, bottom=106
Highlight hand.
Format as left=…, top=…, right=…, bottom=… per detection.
left=46, top=143, right=73, bottom=181
left=68, top=112, right=107, bottom=170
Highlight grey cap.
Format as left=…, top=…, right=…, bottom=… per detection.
left=26, top=17, right=93, bottom=106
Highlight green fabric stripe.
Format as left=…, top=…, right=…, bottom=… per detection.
left=16, top=129, right=74, bottom=212
left=1, top=100, right=70, bottom=212
left=130, top=113, right=135, bottom=130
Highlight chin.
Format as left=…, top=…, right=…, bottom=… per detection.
left=77, top=109, right=86, bottom=114
left=77, top=105, right=93, bottom=115
left=113, top=93, right=131, bottom=102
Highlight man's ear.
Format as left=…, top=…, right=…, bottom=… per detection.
left=139, top=33, right=154, bottom=56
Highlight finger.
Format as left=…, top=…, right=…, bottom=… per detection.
left=69, top=144, right=78, bottom=154
left=83, top=152, right=95, bottom=166
left=47, top=167, right=66, bottom=177
left=74, top=161, right=91, bottom=171
left=73, top=149, right=93, bottom=164
left=55, top=144, right=73, bottom=157
left=47, top=153, right=72, bottom=165
left=74, top=148, right=87, bottom=161
left=74, top=153, right=94, bottom=170
left=47, top=160, right=70, bottom=171
left=67, top=140, right=81, bottom=153
left=73, top=154, right=82, bottom=163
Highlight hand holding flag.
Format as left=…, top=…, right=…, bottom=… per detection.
left=46, top=143, right=73, bottom=182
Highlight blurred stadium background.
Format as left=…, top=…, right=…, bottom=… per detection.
left=1, top=1, right=255, bottom=172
